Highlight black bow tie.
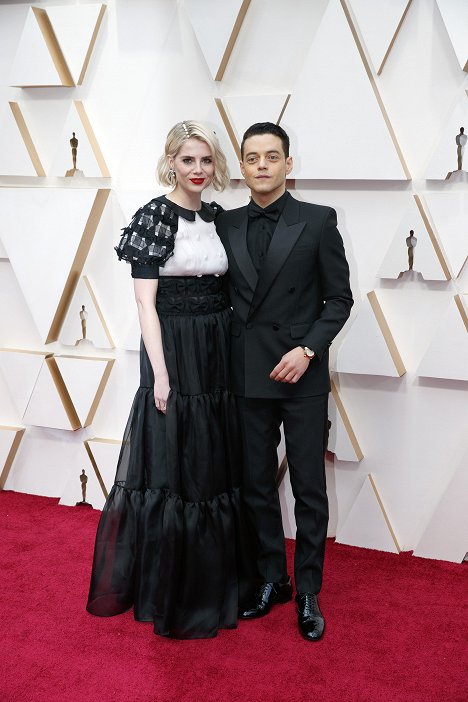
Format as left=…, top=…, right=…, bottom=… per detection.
left=248, top=201, right=281, bottom=222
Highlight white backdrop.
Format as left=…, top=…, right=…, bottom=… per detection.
left=0, top=0, right=467, bottom=562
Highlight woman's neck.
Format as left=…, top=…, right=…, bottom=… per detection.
left=165, top=187, right=202, bottom=212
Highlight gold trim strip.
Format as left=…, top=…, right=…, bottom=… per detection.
left=340, top=0, right=411, bottom=179
left=277, top=94, right=291, bottom=125
left=369, top=473, right=401, bottom=552
left=77, top=4, right=107, bottom=85
left=454, top=294, right=468, bottom=333
left=84, top=359, right=115, bottom=427
left=9, top=102, right=46, bottom=176
left=47, top=188, right=110, bottom=343
left=46, top=357, right=81, bottom=430
left=74, top=100, right=110, bottom=177
left=367, top=291, right=406, bottom=376
left=32, top=7, right=74, bottom=86
left=84, top=439, right=108, bottom=499
left=330, top=379, right=364, bottom=461
left=215, top=0, right=251, bottom=81
left=377, top=0, right=413, bottom=75
left=214, top=98, right=241, bottom=161
left=413, top=195, right=451, bottom=280
left=0, top=428, right=25, bottom=490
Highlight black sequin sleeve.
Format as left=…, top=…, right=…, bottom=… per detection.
left=115, top=199, right=178, bottom=272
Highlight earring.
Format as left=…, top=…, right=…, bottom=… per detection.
left=168, top=169, right=176, bottom=185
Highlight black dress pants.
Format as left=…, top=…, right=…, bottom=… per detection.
left=237, top=394, right=329, bottom=595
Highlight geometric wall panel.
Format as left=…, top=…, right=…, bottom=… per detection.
left=54, top=355, right=114, bottom=427
left=436, top=0, right=468, bottom=72
left=328, top=379, right=363, bottom=462
left=377, top=196, right=450, bottom=281
left=282, top=0, right=409, bottom=179
left=84, top=437, right=121, bottom=497
left=417, top=295, right=468, bottom=382
left=413, top=447, right=468, bottom=563
left=184, top=0, right=251, bottom=80
left=0, top=188, right=110, bottom=343
left=0, top=103, right=41, bottom=176
left=9, top=7, right=73, bottom=87
left=49, top=101, right=110, bottom=177
left=0, top=426, right=25, bottom=490
left=0, top=350, right=50, bottom=418
left=347, top=0, right=413, bottom=74
left=45, top=4, right=107, bottom=86
left=423, top=192, right=468, bottom=278
left=59, top=276, right=115, bottom=349
left=426, top=93, right=468, bottom=180
left=22, top=356, right=80, bottom=431
left=334, top=291, right=406, bottom=377
left=217, top=94, right=290, bottom=159
left=336, top=474, right=400, bottom=553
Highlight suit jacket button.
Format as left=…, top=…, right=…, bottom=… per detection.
left=288, top=287, right=295, bottom=293
left=234, top=287, right=239, bottom=294
left=246, top=323, right=253, bottom=329
left=272, top=323, right=279, bottom=331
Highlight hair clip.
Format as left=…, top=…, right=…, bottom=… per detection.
left=182, top=122, right=189, bottom=136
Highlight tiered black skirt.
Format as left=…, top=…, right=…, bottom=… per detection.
left=86, top=276, right=252, bottom=638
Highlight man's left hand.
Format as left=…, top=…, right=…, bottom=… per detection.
left=270, top=346, right=313, bottom=384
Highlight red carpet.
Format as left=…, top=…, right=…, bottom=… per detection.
left=1, top=490, right=467, bottom=702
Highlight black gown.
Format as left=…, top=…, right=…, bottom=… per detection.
left=86, top=197, right=253, bottom=638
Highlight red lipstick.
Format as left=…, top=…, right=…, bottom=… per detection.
left=190, top=178, right=204, bottom=184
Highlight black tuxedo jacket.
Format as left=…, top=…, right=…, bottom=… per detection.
left=216, top=192, right=353, bottom=398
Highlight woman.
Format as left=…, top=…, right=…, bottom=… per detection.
left=87, top=121, right=251, bottom=639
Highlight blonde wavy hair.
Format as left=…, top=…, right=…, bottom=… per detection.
left=157, top=121, right=230, bottom=192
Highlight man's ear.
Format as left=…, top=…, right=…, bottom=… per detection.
left=285, top=156, right=293, bottom=175
left=239, top=161, right=245, bottom=176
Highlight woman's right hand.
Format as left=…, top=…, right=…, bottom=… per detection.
left=154, top=372, right=170, bottom=414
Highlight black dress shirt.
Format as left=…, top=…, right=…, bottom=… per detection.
left=246, top=191, right=289, bottom=272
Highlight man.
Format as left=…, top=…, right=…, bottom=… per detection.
left=216, top=123, right=353, bottom=641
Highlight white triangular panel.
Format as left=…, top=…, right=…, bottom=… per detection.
left=348, top=0, right=411, bottom=74
left=0, top=104, right=37, bottom=176
left=185, top=0, right=248, bottom=80
left=22, top=360, right=73, bottom=430
left=282, top=0, right=407, bottom=179
left=46, top=4, right=106, bottom=85
left=0, top=188, right=99, bottom=343
left=0, top=350, right=48, bottom=418
left=414, top=448, right=468, bottom=562
left=55, top=356, right=113, bottom=427
left=60, top=276, right=114, bottom=349
left=60, top=459, right=105, bottom=511
left=86, top=438, right=121, bottom=495
left=377, top=198, right=448, bottom=281
left=423, top=192, right=468, bottom=277
left=417, top=296, right=468, bottom=382
left=223, top=94, right=288, bottom=144
left=336, top=474, right=399, bottom=553
left=436, top=0, right=468, bottom=72
left=9, top=8, right=65, bottom=87
left=334, top=297, right=402, bottom=377
left=328, top=383, right=363, bottom=462
left=426, top=94, right=468, bottom=179
left=48, top=102, right=101, bottom=176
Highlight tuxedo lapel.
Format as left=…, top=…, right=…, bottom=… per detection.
left=249, top=209, right=306, bottom=317
left=228, top=217, right=258, bottom=292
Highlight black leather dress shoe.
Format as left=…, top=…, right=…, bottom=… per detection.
left=239, top=578, right=293, bottom=619
left=296, top=593, right=325, bottom=641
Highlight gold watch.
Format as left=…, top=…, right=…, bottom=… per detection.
left=301, top=346, right=314, bottom=359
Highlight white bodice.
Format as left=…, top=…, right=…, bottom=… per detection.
left=160, top=214, right=228, bottom=277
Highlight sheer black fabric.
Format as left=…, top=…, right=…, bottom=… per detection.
left=87, top=276, right=254, bottom=639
